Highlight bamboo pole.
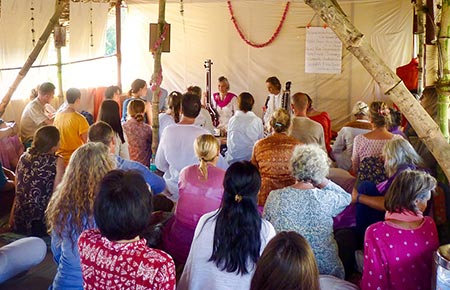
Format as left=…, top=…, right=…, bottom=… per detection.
left=56, top=46, right=63, bottom=99
left=436, top=0, right=450, bottom=141
left=306, top=0, right=450, bottom=180
left=151, top=0, right=166, bottom=157
left=115, top=0, right=122, bottom=89
left=0, top=1, right=68, bottom=118
left=416, top=0, right=425, bottom=95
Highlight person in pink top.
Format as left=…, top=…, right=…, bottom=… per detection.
left=162, top=134, right=225, bottom=264
left=362, top=170, right=439, bottom=290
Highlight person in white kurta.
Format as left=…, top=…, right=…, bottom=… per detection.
left=155, top=93, right=228, bottom=200
left=178, top=210, right=276, bottom=290
left=225, top=93, right=264, bottom=164
left=263, top=77, right=283, bottom=132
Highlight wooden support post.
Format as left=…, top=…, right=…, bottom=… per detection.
left=115, top=0, right=122, bottom=89
left=0, top=1, right=68, bottom=118
left=151, top=0, right=166, bottom=156
left=306, top=0, right=450, bottom=180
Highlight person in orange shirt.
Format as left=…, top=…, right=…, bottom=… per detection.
left=53, top=88, right=89, bottom=165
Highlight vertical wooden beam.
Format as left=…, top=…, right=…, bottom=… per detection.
left=115, top=0, right=122, bottom=89
left=151, top=0, right=166, bottom=157
left=416, top=0, right=426, bottom=95
left=56, top=46, right=64, bottom=98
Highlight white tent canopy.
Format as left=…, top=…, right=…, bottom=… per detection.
left=0, top=0, right=414, bottom=129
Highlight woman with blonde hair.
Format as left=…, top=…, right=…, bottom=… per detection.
left=251, top=108, right=302, bottom=207
left=46, top=142, right=115, bottom=289
left=162, top=134, right=225, bottom=264
left=122, top=98, right=152, bottom=167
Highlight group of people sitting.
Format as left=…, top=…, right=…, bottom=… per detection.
left=0, top=77, right=443, bottom=290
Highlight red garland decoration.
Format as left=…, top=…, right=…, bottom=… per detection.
left=227, top=1, right=290, bottom=48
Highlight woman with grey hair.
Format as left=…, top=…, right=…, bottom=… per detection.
left=263, top=144, right=351, bottom=279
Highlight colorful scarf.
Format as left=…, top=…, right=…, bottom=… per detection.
left=213, top=92, right=236, bottom=108
left=385, top=209, right=423, bottom=222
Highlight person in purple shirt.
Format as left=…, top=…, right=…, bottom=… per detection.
left=87, top=121, right=166, bottom=194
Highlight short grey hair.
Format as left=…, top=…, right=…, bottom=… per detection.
left=290, top=144, right=330, bottom=184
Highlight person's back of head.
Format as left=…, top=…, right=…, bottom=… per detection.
left=186, top=86, right=202, bottom=98
left=88, top=121, right=114, bottom=147
left=389, top=108, right=402, bottom=129
left=38, top=82, right=55, bottom=96
left=270, top=108, right=291, bottom=133
left=127, top=98, right=146, bottom=122
left=98, top=100, right=125, bottom=143
left=352, top=101, right=369, bottom=119
left=209, top=161, right=262, bottom=275
left=238, top=92, right=254, bottom=113
left=181, top=93, right=201, bottom=118
left=250, top=231, right=321, bottom=290
left=29, top=125, right=60, bottom=156
left=369, top=101, right=391, bottom=128
left=383, top=138, right=424, bottom=176
left=291, top=144, right=329, bottom=185
left=66, top=88, right=81, bottom=104
left=384, top=170, right=436, bottom=214
left=46, top=142, right=115, bottom=245
left=291, top=93, right=309, bottom=114
left=104, top=85, right=121, bottom=100
left=168, top=91, right=182, bottom=123
left=194, top=134, right=220, bottom=180
left=94, top=170, right=152, bottom=241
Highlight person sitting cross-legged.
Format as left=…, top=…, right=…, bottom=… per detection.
left=78, top=170, right=176, bottom=289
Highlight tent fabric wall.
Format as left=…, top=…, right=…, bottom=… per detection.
left=121, top=0, right=413, bottom=129
left=0, top=0, right=413, bottom=130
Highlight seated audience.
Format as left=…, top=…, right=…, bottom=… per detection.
left=104, top=85, right=122, bottom=103
left=306, top=94, right=333, bottom=154
left=332, top=101, right=372, bottom=171
left=264, top=144, right=351, bottom=279
left=0, top=163, right=14, bottom=195
left=121, top=79, right=149, bottom=123
left=88, top=121, right=165, bottom=194
left=123, top=98, right=152, bottom=167
left=212, top=76, right=237, bottom=133
left=289, top=93, right=326, bottom=151
left=351, top=101, right=402, bottom=183
left=178, top=161, right=276, bottom=290
left=46, top=142, right=115, bottom=289
left=12, top=126, right=64, bottom=236
left=162, top=134, right=225, bottom=264
left=145, top=75, right=169, bottom=112
left=98, top=99, right=130, bottom=159
left=78, top=170, right=176, bottom=289
left=54, top=88, right=90, bottom=165
left=158, top=91, right=182, bottom=139
left=353, top=138, right=425, bottom=246
left=250, top=231, right=359, bottom=290
left=251, top=108, right=302, bottom=207
left=155, top=93, right=228, bottom=200
left=362, top=170, right=438, bottom=290
left=225, top=92, right=264, bottom=164
left=0, top=237, right=47, bottom=284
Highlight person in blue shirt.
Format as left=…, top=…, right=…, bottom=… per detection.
left=87, top=121, right=166, bottom=194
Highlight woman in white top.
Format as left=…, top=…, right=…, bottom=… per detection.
left=212, top=76, right=237, bottom=132
left=158, top=91, right=182, bottom=139
left=98, top=100, right=129, bottom=159
left=178, top=161, right=276, bottom=290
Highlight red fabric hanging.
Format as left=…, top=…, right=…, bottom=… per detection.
left=396, top=58, right=418, bottom=91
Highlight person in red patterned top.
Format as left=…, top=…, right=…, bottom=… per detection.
left=78, top=170, right=176, bottom=290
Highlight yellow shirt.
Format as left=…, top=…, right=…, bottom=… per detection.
left=54, top=111, right=89, bottom=165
